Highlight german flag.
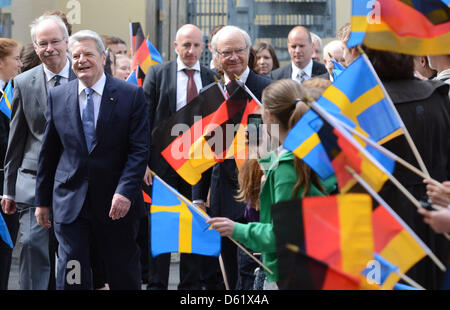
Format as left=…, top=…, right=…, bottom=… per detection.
left=130, top=22, right=145, bottom=55
left=153, top=80, right=256, bottom=185
left=271, top=195, right=377, bottom=289
left=348, top=0, right=450, bottom=55
left=277, top=244, right=362, bottom=290
left=315, top=111, right=392, bottom=193
left=129, top=22, right=162, bottom=76
left=371, top=205, right=426, bottom=289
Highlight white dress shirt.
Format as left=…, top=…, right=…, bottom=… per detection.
left=78, top=73, right=106, bottom=128
left=176, top=58, right=203, bottom=111
left=224, top=66, right=250, bottom=85
left=291, top=59, right=313, bottom=83
left=43, top=57, right=71, bottom=90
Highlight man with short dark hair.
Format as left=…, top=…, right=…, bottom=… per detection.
left=270, top=26, right=327, bottom=82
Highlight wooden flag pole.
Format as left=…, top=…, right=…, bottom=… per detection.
left=345, top=166, right=447, bottom=272
left=218, top=255, right=230, bottom=290
left=358, top=49, right=431, bottom=178
left=333, top=116, right=442, bottom=187
left=149, top=170, right=274, bottom=276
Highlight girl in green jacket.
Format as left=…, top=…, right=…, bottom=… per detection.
left=207, top=79, right=335, bottom=287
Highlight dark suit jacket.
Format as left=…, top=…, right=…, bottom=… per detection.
left=35, top=75, right=150, bottom=224
left=143, top=60, right=218, bottom=177
left=193, top=70, right=272, bottom=221
left=269, top=61, right=327, bottom=81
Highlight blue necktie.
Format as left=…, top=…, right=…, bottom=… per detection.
left=82, top=88, right=96, bottom=151
left=53, top=75, right=61, bottom=87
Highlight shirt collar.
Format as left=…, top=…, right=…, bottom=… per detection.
left=78, top=73, right=106, bottom=97
left=0, top=80, right=6, bottom=91
left=224, top=66, right=250, bottom=85
left=44, top=57, right=70, bottom=82
left=177, top=57, right=201, bottom=72
left=292, top=59, right=313, bottom=79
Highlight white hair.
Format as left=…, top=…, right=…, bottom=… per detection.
left=323, top=40, right=345, bottom=60
left=311, top=32, right=323, bottom=49
left=69, top=30, right=106, bottom=55
left=211, top=25, right=252, bottom=56
left=30, top=15, right=69, bottom=44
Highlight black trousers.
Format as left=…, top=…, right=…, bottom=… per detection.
left=54, top=201, right=141, bottom=290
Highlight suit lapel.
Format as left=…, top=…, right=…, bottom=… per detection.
left=31, top=65, right=48, bottom=114
left=168, top=61, right=177, bottom=114
left=94, top=76, right=116, bottom=152
left=65, top=80, right=89, bottom=154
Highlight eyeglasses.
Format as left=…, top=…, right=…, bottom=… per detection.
left=35, top=39, right=65, bottom=50
left=216, top=47, right=248, bottom=58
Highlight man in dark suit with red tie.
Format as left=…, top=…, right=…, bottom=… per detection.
left=143, top=24, right=218, bottom=290
left=35, top=30, right=149, bottom=290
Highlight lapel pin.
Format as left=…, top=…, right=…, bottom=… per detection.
left=110, top=97, right=115, bottom=102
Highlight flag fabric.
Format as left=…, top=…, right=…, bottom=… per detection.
left=394, top=283, right=419, bottom=290
left=371, top=204, right=426, bottom=289
left=332, top=59, right=345, bottom=81
left=276, top=244, right=362, bottom=290
left=126, top=69, right=138, bottom=85
left=152, top=82, right=226, bottom=185
left=317, top=55, right=403, bottom=146
left=361, top=253, right=399, bottom=289
left=285, top=105, right=394, bottom=193
left=130, top=22, right=162, bottom=73
left=155, top=80, right=258, bottom=185
left=130, top=22, right=145, bottom=55
left=129, top=22, right=162, bottom=86
left=316, top=117, right=393, bottom=193
left=348, top=0, right=450, bottom=55
left=0, top=80, right=13, bottom=119
left=301, top=194, right=375, bottom=277
left=142, top=182, right=152, bottom=204
left=284, top=109, right=335, bottom=180
left=271, top=195, right=377, bottom=289
left=150, top=177, right=220, bottom=257
left=0, top=0, right=11, bottom=8
left=0, top=212, right=13, bottom=249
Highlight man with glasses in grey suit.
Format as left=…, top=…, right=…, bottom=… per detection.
left=1, top=14, right=76, bottom=290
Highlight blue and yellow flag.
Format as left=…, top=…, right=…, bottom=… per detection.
left=0, top=213, right=13, bottom=248
left=0, top=80, right=13, bottom=119
left=150, top=177, right=221, bottom=257
left=348, top=0, right=450, bottom=55
left=317, top=55, right=402, bottom=146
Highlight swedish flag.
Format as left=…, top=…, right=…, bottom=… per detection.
left=317, top=56, right=402, bottom=146
left=0, top=213, right=13, bottom=248
left=0, top=80, right=13, bottom=119
left=150, top=177, right=221, bottom=257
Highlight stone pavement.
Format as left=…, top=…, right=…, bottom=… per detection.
left=7, top=241, right=180, bottom=290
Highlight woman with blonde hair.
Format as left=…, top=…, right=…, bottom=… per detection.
left=208, top=79, right=335, bottom=288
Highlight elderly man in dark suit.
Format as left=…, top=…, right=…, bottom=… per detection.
left=1, top=14, right=76, bottom=290
left=270, top=26, right=327, bottom=82
left=35, top=30, right=149, bottom=290
left=143, top=24, right=218, bottom=290
left=193, top=25, right=272, bottom=289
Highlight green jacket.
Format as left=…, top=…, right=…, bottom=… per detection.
left=232, top=150, right=336, bottom=283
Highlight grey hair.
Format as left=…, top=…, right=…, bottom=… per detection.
left=211, top=26, right=252, bottom=56
left=68, top=30, right=106, bottom=55
left=30, top=15, right=69, bottom=44
left=311, top=32, right=323, bottom=49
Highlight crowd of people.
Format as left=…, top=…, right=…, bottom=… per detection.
left=0, top=9, right=449, bottom=291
